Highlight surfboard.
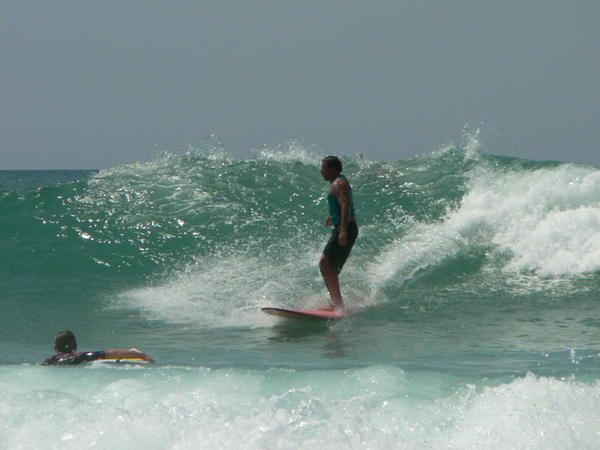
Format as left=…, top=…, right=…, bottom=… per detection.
left=261, top=307, right=347, bottom=320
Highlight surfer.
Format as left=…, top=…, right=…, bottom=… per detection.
left=319, top=156, right=358, bottom=311
left=42, top=330, right=154, bottom=365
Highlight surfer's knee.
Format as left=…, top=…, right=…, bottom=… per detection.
left=319, top=254, right=332, bottom=274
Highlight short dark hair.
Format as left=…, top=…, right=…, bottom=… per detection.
left=54, top=330, right=77, bottom=353
left=322, top=155, right=342, bottom=172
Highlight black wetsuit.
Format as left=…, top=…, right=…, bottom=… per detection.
left=42, top=351, right=106, bottom=366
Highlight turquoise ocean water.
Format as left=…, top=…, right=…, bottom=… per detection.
left=2, top=138, right=600, bottom=448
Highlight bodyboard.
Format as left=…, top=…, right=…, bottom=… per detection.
left=93, top=357, right=150, bottom=365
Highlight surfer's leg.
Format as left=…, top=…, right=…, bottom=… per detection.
left=319, top=254, right=343, bottom=308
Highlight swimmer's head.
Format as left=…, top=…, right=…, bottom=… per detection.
left=54, top=330, right=77, bottom=353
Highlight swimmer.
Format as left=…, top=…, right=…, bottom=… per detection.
left=42, top=330, right=154, bottom=365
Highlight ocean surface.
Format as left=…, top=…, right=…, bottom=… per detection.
left=2, top=138, right=600, bottom=449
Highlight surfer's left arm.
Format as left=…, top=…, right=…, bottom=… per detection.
left=335, top=180, right=351, bottom=246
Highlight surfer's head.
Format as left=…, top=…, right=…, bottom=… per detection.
left=321, top=156, right=342, bottom=181
left=54, top=330, right=77, bottom=354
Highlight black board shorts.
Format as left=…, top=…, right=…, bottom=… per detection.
left=323, top=222, right=358, bottom=273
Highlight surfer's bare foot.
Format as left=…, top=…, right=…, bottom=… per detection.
left=333, top=304, right=345, bottom=313
left=318, top=301, right=345, bottom=312
left=329, top=303, right=345, bottom=312
left=318, top=304, right=335, bottom=311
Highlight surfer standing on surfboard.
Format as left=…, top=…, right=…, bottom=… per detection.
left=319, top=156, right=358, bottom=311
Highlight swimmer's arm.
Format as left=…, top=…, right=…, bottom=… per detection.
left=104, top=348, right=154, bottom=362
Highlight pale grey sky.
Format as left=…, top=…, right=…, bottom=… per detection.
left=2, top=1, right=599, bottom=169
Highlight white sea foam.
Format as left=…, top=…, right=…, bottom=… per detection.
left=442, top=373, right=600, bottom=449
left=116, top=248, right=330, bottom=328
left=117, top=245, right=377, bottom=327
left=369, top=162, right=600, bottom=288
left=1, top=366, right=598, bottom=450
left=255, top=141, right=321, bottom=166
